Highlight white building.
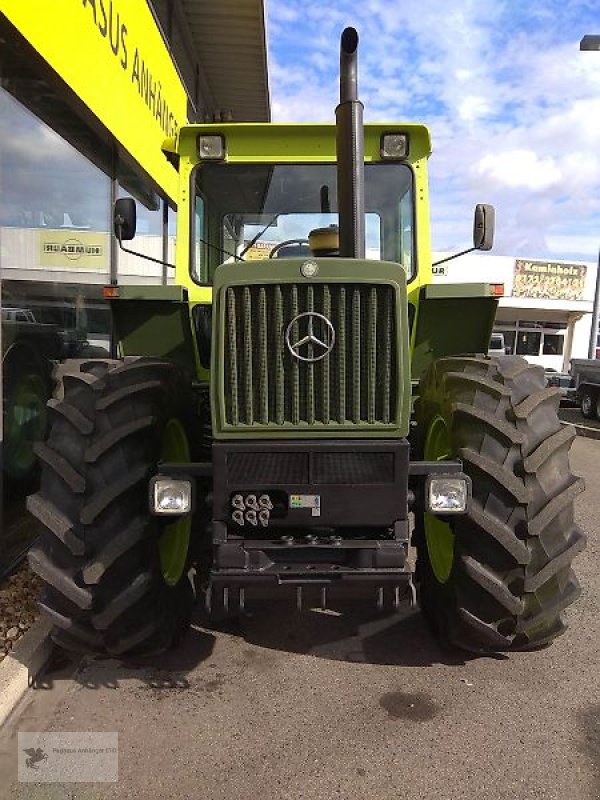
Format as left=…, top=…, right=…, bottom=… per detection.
left=432, top=252, right=597, bottom=372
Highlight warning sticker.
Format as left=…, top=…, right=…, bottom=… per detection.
left=289, top=494, right=321, bottom=517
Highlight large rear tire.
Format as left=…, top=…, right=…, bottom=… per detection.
left=27, top=358, right=198, bottom=656
left=414, top=355, right=586, bottom=653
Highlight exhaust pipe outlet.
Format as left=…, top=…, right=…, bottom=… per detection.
left=336, top=27, right=365, bottom=259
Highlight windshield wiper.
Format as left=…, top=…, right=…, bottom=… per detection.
left=198, top=236, right=245, bottom=263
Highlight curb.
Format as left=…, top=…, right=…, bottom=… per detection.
left=0, top=618, right=54, bottom=729
left=561, top=420, right=600, bottom=441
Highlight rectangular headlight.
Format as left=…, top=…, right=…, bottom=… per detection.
left=381, top=133, right=409, bottom=160
left=151, top=477, right=193, bottom=515
left=426, top=476, right=470, bottom=514
left=197, top=134, right=226, bottom=160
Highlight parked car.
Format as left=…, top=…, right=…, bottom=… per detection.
left=488, top=332, right=506, bottom=356
left=2, top=307, right=37, bottom=323
left=544, top=370, right=577, bottom=406
left=570, top=359, right=600, bottom=418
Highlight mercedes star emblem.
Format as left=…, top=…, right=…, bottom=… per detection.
left=285, top=312, right=335, bottom=362
left=300, top=260, right=319, bottom=278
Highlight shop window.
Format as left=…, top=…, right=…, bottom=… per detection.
left=167, top=204, right=177, bottom=271
left=0, top=86, right=111, bottom=573
left=500, top=330, right=516, bottom=354
left=516, top=331, right=541, bottom=356
left=543, top=334, right=564, bottom=356
left=116, top=186, right=164, bottom=284
left=519, top=321, right=542, bottom=329
left=0, top=93, right=111, bottom=258
left=542, top=321, right=566, bottom=329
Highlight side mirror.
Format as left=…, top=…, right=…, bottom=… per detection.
left=473, top=203, right=495, bottom=251
left=114, top=198, right=136, bottom=241
left=432, top=203, right=496, bottom=268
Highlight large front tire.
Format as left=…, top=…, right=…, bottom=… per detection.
left=27, top=358, right=198, bottom=656
left=414, top=355, right=586, bottom=653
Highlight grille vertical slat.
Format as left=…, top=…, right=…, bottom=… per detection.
left=226, top=288, right=239, bottom=425
left=291, top=285, right=300, bottom=425
left=322, top=285, right=331, bottom=424
left=243, top=287, right=253, bottom=424
left=382, top=288, right=393, bottom=424
left=352, top=288, right=361, bottom=424
left=306, top=285, right=315, bottom=425
left=338, top=287, right=347, bottom=423
left=275, top=285, right=285, bottom=425
left=223, top=282, right=397, bottom=428
left=258, top=287, right=269, bottom=424
left=367, top=287, right=377, bottom=423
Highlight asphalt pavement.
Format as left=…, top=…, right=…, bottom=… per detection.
left=560, top=405, right=600, bottom=438
left=0, top=436, right=598, bottom=800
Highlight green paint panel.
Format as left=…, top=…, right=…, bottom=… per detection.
left=114, top=285, right=188, bottom=301
left=411, top=293, right=499, bottom=381
left=424, top=283, right=499, bottom=299
left=113, top=300, right=197, bottom=377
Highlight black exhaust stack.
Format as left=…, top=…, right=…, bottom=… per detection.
left=336, top=27, right=365, bottom=259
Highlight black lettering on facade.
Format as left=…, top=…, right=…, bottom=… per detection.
left=108, top=4, right=120, bottom=56
left=131, top=48, right=140, bottom=89
left=141, top=60, right=147, bottom=102
left=81, top=3, right=182, bottom=140
left=97, top=0, right=107, bottom=36
left=149, top=76, right=156, bottom=115
left=120, top=24, right=128, bottom=69
left=82, top=0, right=129, bottom=70
left=155, top=82, right=162, bottom=122
left=82, top=0, right=97, bottom=25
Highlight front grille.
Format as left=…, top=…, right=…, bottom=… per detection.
left=226, top=450, right=395, bottom=485
left=227, top=452, right=309, bottom=484
left=223, top=283, right=397, bottom=428
left=312, top=452, right=394, bottom=484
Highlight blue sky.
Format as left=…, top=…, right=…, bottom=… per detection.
left=266, top=0, right=600, bottom=263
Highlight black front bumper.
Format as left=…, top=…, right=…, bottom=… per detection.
left=160, top=439, right=468, bottom=606
left=207, top=439, right=411, bottom=601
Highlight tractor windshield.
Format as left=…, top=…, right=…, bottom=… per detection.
left=191, top=162, right=414, bottom=284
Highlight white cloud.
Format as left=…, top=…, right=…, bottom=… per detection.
left=476, top=150, right=562, bottom=191
left=458, top=96, right=493, bottom=121
left=267, top=1, right=600, bottom=261
left=547, top=235, right=600, bottom=259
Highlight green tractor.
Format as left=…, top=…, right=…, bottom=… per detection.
left=28, top=28, right=585, bottom=656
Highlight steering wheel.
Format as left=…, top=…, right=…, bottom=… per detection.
left=268, top=239, right=310, bottom=258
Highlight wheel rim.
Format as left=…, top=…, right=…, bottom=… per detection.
left=4, top=373, right=47, bottom=478
left=423, top=415, right=455, bottom=584
left=158, top=418, right=191, bottom=587
left=582, top=394, right=593, bottom=415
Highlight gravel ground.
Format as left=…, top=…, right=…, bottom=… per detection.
left=0, top=563, right=41, bottom=664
